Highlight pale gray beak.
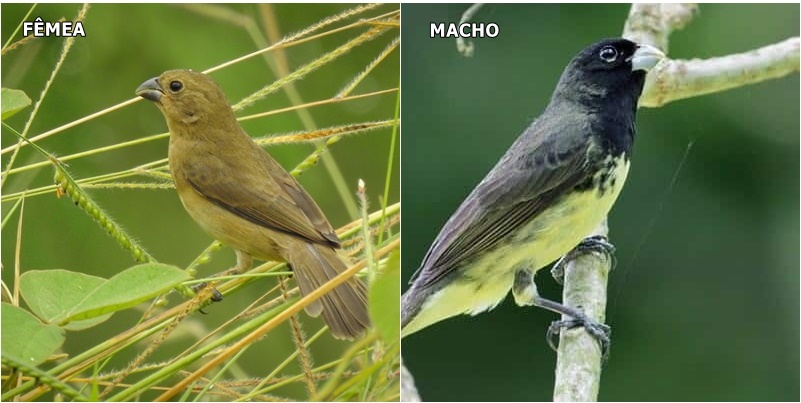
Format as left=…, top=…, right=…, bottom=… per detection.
left=629, top=44, right=665, bottom=72
left=136, top=77, right=163, bottom=102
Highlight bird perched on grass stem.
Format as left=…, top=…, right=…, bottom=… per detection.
left=402, top=39, right=664, bottom=353
left=136, top=70, right=370, bottom=340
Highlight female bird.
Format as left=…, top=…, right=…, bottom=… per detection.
left=137, top=70, right=370, bottom=340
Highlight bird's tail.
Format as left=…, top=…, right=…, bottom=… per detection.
left=401, top=285, right=430, bottom=337
left=288, top=243, right=370, bottom=340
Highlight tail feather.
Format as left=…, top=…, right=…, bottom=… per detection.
left=290, top=243, right=371, bottom=340
left=401, top=284, right=431, bottom=337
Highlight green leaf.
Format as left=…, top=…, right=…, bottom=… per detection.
left=19, top=270, right=112, bottom=330
left=62, top=263, right=191, bottom=324
left=1, top=88, right=32, bottom=120
left=368, top=250, right=400, bottom=343
left=19, top=264, right=190, bottom=327
left=1, top=303, right=65, bottom=366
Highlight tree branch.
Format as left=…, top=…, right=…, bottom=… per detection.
left=400, top=357, right=421, bottom=402
left=552, top=221, right=611, bottom=402
left=456, top=3, right=485, bottom=57
left=622, top=3, right=698, bottom=52
left=623, top=3, right=800, bottom=107
left=639, top=37, right=800, bottom=107
left=554, top=2, right=798, bottom=400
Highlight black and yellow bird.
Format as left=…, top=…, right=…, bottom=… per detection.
left=401, top=39, right=664, bottom=348
left=136, top=70, right=370, bottom=340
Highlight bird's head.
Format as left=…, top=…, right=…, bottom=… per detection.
left=136, top=69, right=234, bottom=127
left=553, top=38, right=665, bottom=108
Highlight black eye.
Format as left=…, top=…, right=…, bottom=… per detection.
left=169, top=81, right=183, bottom=93
left=599, top=46, right=618, bottom=63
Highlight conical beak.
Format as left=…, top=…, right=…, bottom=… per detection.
left=630, top=44, right=665, bottom=72
left=135, top=77, right=163, bottom=102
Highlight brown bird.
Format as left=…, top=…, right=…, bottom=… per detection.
left=136, top=69, right=370, bottom=339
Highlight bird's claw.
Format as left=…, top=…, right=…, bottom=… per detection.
left=547, top=315, right=611, bottom=361
left=210, top=288, right=224, bottom=302
left=551, top=235, right=616, bottom=284
left=192, top=262, right=242, bottom=306
left=192, top=282, right=224, bottom=303
left=578, top=235, right=616, bottom=259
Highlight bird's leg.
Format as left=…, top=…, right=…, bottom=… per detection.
left=551, top=235, right=616, bottom=285
left=511, top=268, right=539, bottom=307
left=228, top=250, right=253, bottom=275
left=193, top=250, right=253, bottom=303
left=512, top=269, right=611, bottom=359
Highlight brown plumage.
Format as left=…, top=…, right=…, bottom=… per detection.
left=136, top=69, right=370, bottom=339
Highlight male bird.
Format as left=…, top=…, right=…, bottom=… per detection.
left=402, top=39, right=664, bottom=346
left=136, top=70, right=370, bottom=340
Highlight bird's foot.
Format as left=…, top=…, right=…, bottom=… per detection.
left=191, top=266, right=243, bottom=304
left=191, top=282, right=224, bottom=302
left=547, top=312, right=611, bottom=361
left=191, top=282, right=224, bottom=314
left=532, top=296, right=611, bottom=361
left=192, top=252, right=253, bottom=307
left=551, top=235, right=616, bottom=284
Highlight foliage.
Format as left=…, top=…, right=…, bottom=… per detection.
left=1, top=4, right=399, bottom=401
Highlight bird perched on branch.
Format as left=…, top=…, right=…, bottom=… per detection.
left=136, top=70, right=370, bottom=340
left=402, top=39, right=664, bottom=352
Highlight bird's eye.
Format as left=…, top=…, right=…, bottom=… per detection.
left=169, top=81, right=183, bottom=93
left=598, top=46, right=618, bottom=63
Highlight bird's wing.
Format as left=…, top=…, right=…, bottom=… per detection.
left=182, top=145, right=341, bottom=247
left=410, top=115, right=597, bottom=289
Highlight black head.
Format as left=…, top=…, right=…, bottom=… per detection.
left=552, top=38, right=664, bottom=109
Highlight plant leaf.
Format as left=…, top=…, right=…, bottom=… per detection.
left=368, top=250, right=400, bottom=343
left=62, top=263, right=191, bottom=323
left=1, top=88, right=32, bottom=120
left=19, top=264, right=191, bottom=327
left=1, top=303, right=65, bottom=366
left=20, top=269, right=112, bottom=330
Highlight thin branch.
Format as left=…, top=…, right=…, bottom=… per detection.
left=456, top=3, right=485, bottom=57
left=622, top=3, right=698, bottom=52
left=153, top=239, right=399, bottom=402
left=279, top=277, right=317, bottom=397
left=623, top=3, right=799, bottom=107
left=1, top=4, right=90, bottom=186
left=640, top=37, right=800, bottom=107
left=552, top=221, right=611, bottom=402
left=400, top=358, right=420, bottom=402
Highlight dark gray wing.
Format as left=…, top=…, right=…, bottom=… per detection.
left=410, top=113, right=598, bottom=289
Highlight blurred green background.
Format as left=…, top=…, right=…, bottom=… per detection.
left=1, top=3, right=398, bottom=400
left=401, top=4, right=798, bottom=401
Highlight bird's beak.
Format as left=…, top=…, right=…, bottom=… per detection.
left=136, top=77, right=163, bottom=102
left=629, top=44, right=665, bottom=72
